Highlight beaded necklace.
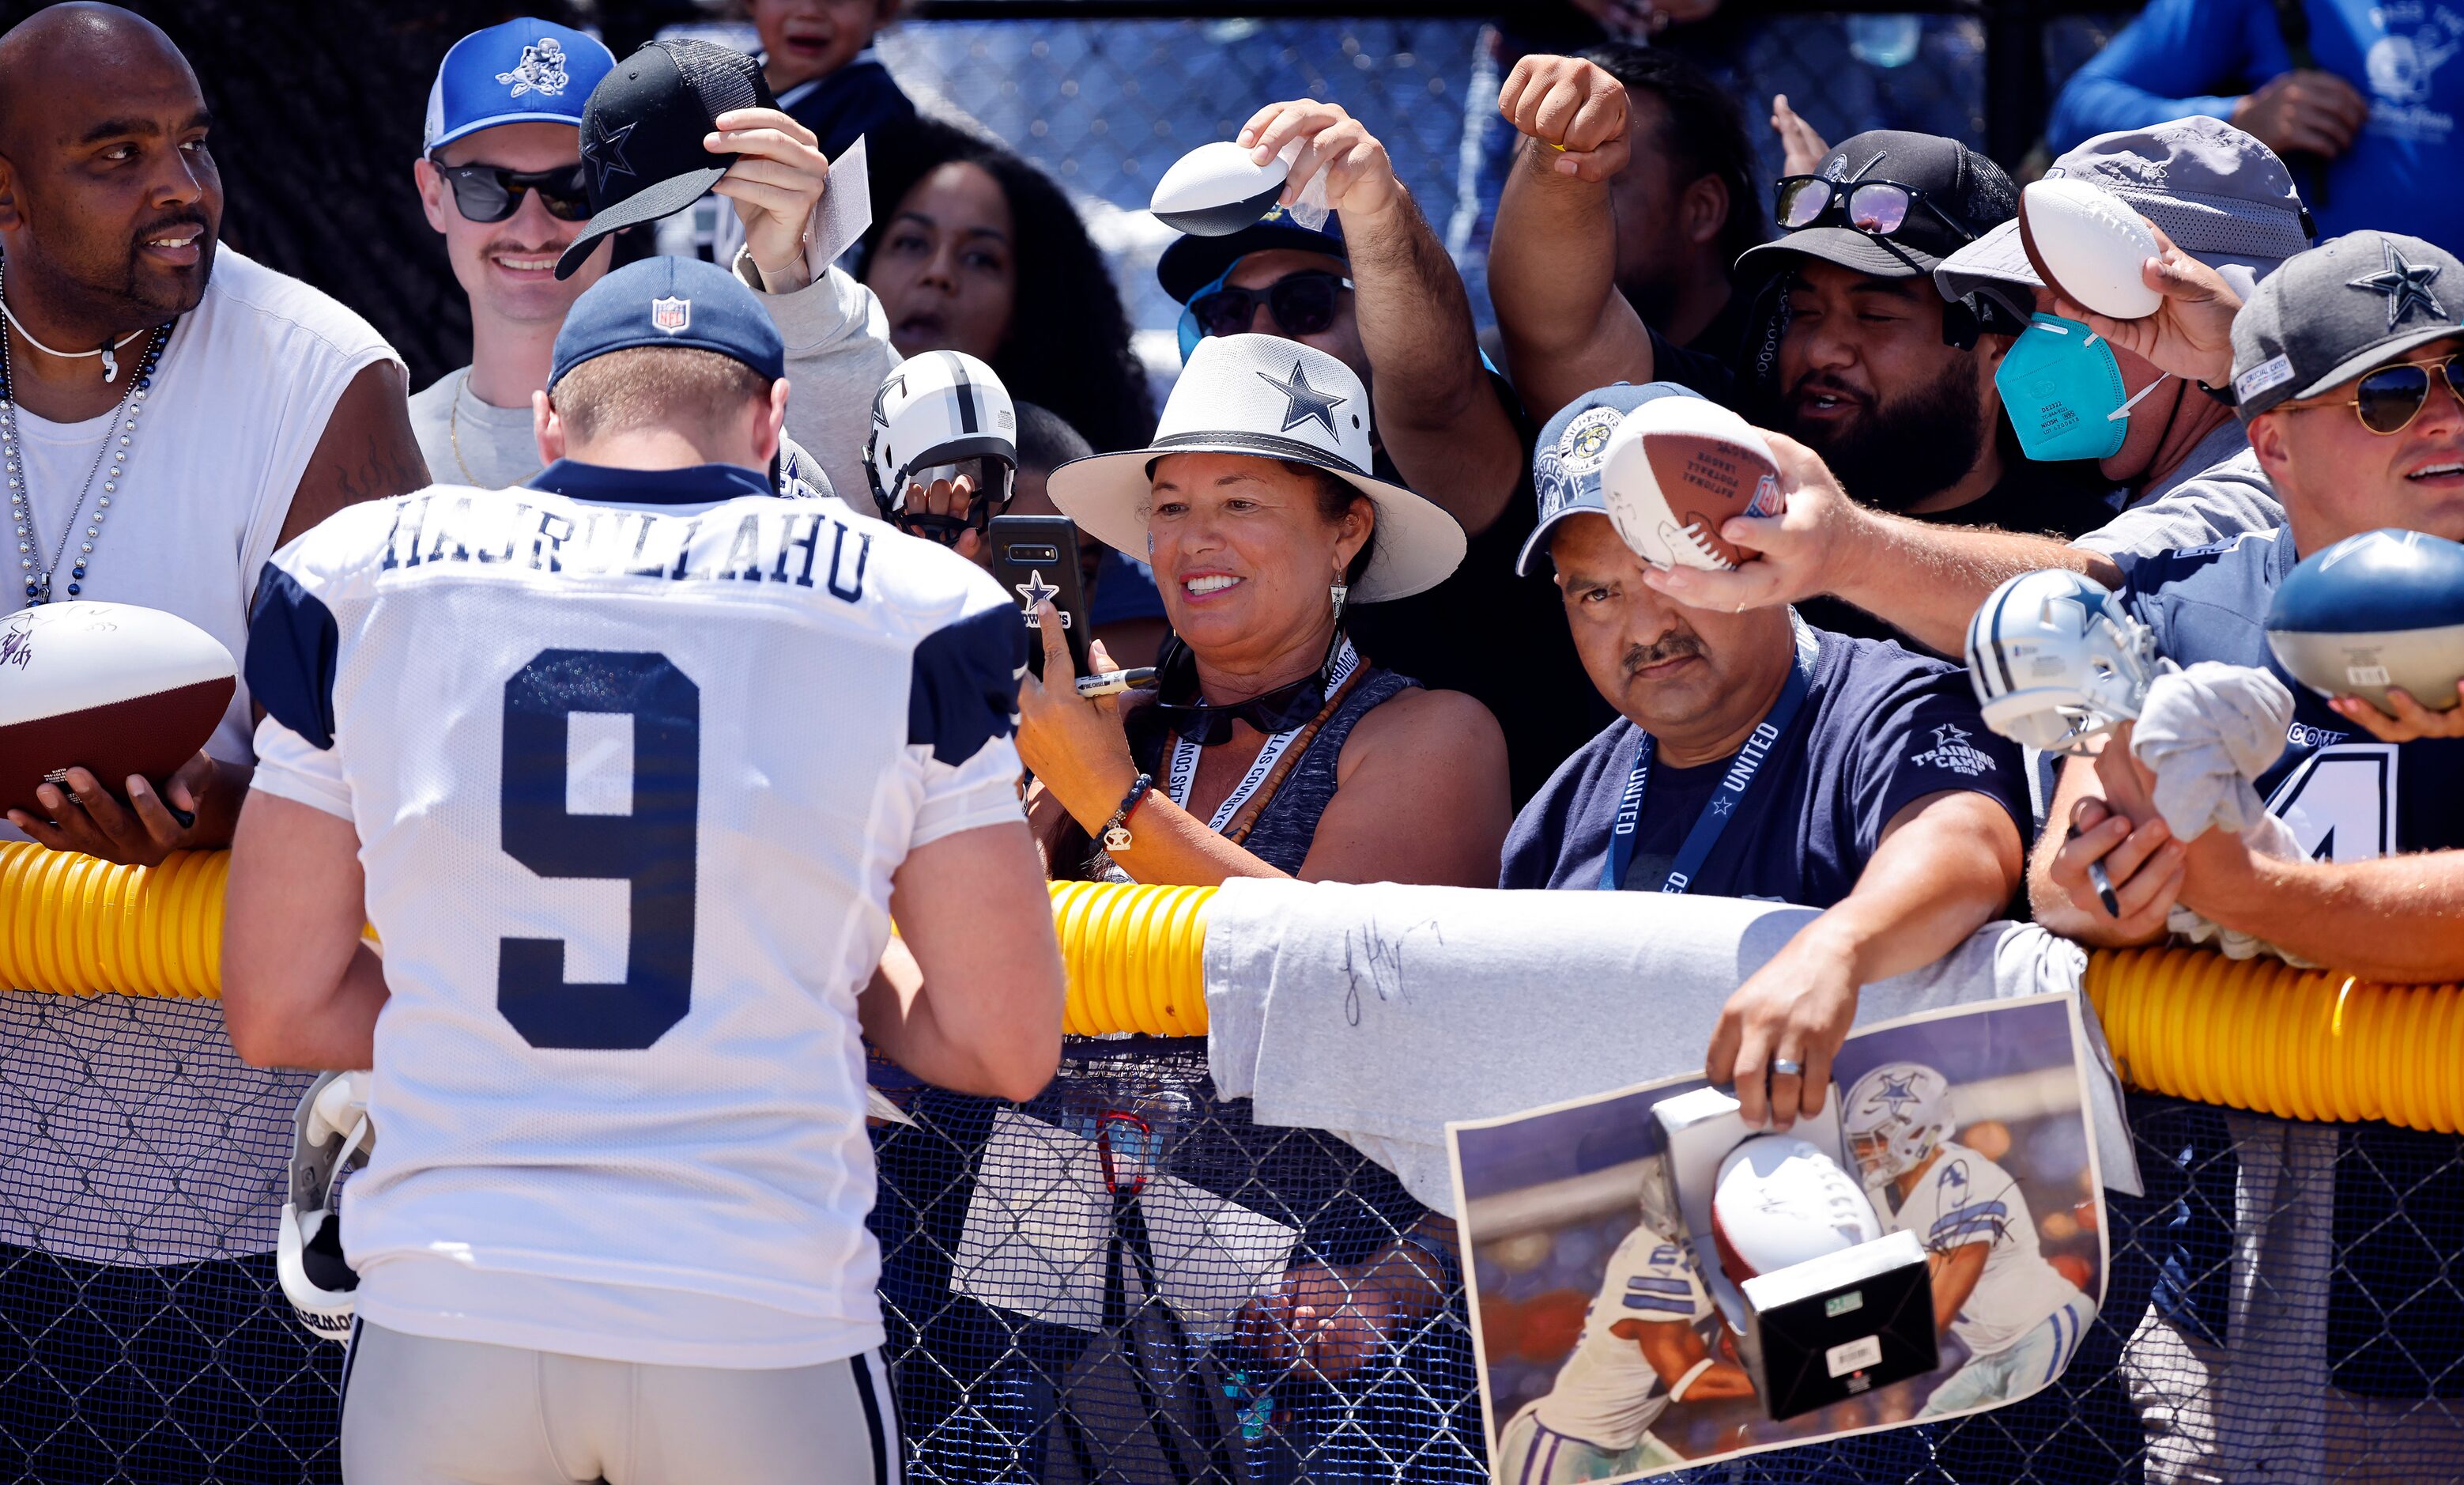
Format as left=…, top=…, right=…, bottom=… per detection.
left=0, top=263, right=172, bottom=606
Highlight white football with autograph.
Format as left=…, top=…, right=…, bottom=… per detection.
left=1710, top=1135, right=1883, bottom=1285
left=0, top=601, right=234, bottom=818
left=1151, top=141, right=1289, bottom=236
left=1598, top=395, right=1785, bottom=572
left=2018, top=177, right=2164, bottom=320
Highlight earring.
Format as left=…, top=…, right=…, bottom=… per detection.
left=1330, top=580, right=1349, bottom=624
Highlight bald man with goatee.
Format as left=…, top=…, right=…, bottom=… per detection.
left=0, top=5, right=425, bottom=1475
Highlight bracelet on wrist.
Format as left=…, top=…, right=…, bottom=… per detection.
left=1098, top=773, right=1155, bottom=852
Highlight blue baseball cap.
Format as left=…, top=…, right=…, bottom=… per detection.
left=1157, top=205, right=1349, bottom=303
left=1519, top=383, right=1707, bottom=576
left=549, top=255, right=786, bottom=390
left=424, top=20, right=617, bottom=154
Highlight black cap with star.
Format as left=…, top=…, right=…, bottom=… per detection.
left=553, top=39, right=776, bottom=280
left=2228, top=230, right=2464, bottom=421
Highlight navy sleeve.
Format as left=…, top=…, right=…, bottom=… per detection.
left=909, top=603, right=1026, bottom=766
left=2045, top=0, right=2270, bottom=151
left=245, top=562, right=340, bottom=750
left=1846, top=659, right=2032, bottom=861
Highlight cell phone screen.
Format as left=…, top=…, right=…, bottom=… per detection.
left=987, top=515, right=1091, bottom=679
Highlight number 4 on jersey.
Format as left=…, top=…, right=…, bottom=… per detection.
left=498, top=648, right=701, bottom=1051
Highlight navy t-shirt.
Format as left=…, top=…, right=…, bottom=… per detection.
left=1499, top=629, right=2031, bottom=903
left=2111, top=526, right=2464, bottom=1394
left=2111, top=527, right=2464, bottom=860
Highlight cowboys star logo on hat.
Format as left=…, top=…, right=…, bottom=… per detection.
left=2347, top=239, right=2447, bottom=331
left=583, top=115, right=636, bottom=191
left=496, top=36, right=570, bottom=98
left=651, top=295, right=690, bottom=334
left=1258, top=360, right=1345, bottom=437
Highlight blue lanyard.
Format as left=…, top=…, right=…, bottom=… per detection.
left=1599, top=623, right=1820, bottom=894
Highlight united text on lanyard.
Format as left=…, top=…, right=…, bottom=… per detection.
left=1599, top=619, right=1821, bottom=893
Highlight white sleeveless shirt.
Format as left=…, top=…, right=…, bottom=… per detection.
left=0, top=246, right=400, bottom=1264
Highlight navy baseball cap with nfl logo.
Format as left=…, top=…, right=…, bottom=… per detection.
left=549, top=255, right=786, bottom=390
left=1519, top=382, right=1708, bottom=575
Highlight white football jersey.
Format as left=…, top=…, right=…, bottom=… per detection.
left=243, top=463, right=1026, bottom=1366
left=1881, top=1141, right=2081, bottom=1359
left=1532, top=1224, right=1715, bottom=1451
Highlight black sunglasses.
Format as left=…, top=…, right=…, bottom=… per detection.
left=1188, top=270, right=1354, bottom=342
left=2310, top=352, right=2464, bottom=436
left=1773, top=176, right=1975, bottom=244
left=432, top=158, right=591, bottom=224
left=1151, top=630, right=1343, bottom=746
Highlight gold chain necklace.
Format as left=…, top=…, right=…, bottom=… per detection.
left=447, top=368, right=481, bottom=486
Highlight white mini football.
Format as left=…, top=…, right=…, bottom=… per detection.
left=1710, top=1135, right=1883, bottom=1285
left=2018, top=177, right=2164, bottom=320
left=1598, top=396, right=1784, bottom=572
left=1151, top=141, right=1289, bottom=237
left=0, top=601, right=235, bottom=816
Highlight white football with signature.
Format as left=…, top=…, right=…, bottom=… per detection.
left=0, top=602, right=233, bottom=817
left=1710, top=1135, right=1883, bottom=1285
left=1152, top=141, right=1289, bottom=236
left=2018, top=177, right=2164, bottom=320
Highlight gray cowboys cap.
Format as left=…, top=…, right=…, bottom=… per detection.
left=1519, top=383, right=1707, bottom=576
left=1935, top=115, right=2313, bottom=320
left=2229, top=230, right=2464, bottom=421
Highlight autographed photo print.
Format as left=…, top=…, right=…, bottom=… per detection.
left=1451, top=996, right=2106, bottom=1481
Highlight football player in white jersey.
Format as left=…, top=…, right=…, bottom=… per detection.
left=1496, top=1169, right=1755, bottom=1482
left=1843, top=1063, right=2096, bottom=1418
left=219, top=254, right=1065, bottom=1485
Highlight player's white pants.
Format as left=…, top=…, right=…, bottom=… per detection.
left=340, top=1321, right=898, bottom=1485
left=1495, top=1403, right=1685, bottom=1483
left=1919, top=1292, right=2098, bottom=1418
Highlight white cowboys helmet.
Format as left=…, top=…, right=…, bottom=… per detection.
left=865, top=350, right=1019, bottom=544
left=277, top=1070, right=373, bottom=1343
left=1843, top=1062, right=1954, bottom=1185
left=1965, top=569, right=2164, bottom=755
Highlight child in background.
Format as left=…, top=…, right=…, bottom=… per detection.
left=750, top=0, right=918, bottom=161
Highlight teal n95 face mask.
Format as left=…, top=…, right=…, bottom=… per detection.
left=1994, top=313, right=2165, bottom=462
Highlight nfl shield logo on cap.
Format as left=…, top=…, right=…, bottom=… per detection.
left=651, top=296, right=691, bottom=334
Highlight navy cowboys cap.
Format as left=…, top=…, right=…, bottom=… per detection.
left=554, top=39, right=778, bottom=279
left=2228, top=230, right=2464, bottom=421
left=1519, top=383, right=1707, bottom=576
left=549, top=255, right=786, bottom=389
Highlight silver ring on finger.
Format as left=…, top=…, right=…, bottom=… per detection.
left=1769, top=1059, right=1803, bottom=1078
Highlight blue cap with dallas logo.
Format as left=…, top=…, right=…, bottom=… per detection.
left=1518, top=382, right=1707, bottom=576
left=424, top=19, right=617, bottom=153
left=549, top=255, right=786, bottom=391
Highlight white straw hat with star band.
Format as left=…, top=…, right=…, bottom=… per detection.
left=1045, top=334, right=1466, bottom=603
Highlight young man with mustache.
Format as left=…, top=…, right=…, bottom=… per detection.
left=1500, top=387, right=2031, bottom=1132
left=407, top=19, right=897, bottom=504
left=0, top=3, right=425, bottom=1476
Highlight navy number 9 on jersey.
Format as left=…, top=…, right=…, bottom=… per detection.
left=498, top=649, right=700, bottom=1050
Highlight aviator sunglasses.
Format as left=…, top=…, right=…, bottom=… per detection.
left=2302, top=353, right=2464, bottom=436
left=1772, top=176, right=1975, bottom=243
left=1187, top=270, right=1355, bottom=342
left=431, top=158, right=592, bottom=224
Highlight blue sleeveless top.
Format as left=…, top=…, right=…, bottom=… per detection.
left=1091, top=661, right=1420, bottom=879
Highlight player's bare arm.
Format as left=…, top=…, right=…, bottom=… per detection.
left=222, top=790, right=390, bottom=1071
left=1926, top=1241, right=1992, bottom=1333
left=864, top=819, right=1065, bottom=1104
left=1621, top=1315, right=1756, bottom=1401
left=1488, top=54, right=1656, bottom=424
left=1238, top=100, right=1523, bottom=535
left=1708, top=790, right=2023, bottom=1131
left=1644, top=432, right=2120, bottom=656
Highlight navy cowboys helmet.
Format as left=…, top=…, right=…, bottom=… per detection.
left=1843, top=1062, right=1954, bottom=1185
left=866, top=351, right=1020, bottom=545
left=1965, top=569, right=2164, bottom=754
left=277, top=1071, right=373, bottom=1343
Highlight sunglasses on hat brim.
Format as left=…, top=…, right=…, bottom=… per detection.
left=1773, top=176, right=1975, bottom=244
left=431, top=157, right=592, bottom=224
left=2292, top=353, right=2464, bottom=436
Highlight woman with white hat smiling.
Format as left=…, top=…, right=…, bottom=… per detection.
left=1020, top=331, right=1509, bottom=894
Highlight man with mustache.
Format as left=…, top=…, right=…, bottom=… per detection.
left=1494, top=59, right=2116, bottom=648
left=407, top=19, right=896, bottom=502
left=0, top=3, right=426, bottom=1476
left=1500, top=387, right=2031, bottom=1131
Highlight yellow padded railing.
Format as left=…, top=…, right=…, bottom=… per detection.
left=8, top=842, right=2462, bottom=1135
